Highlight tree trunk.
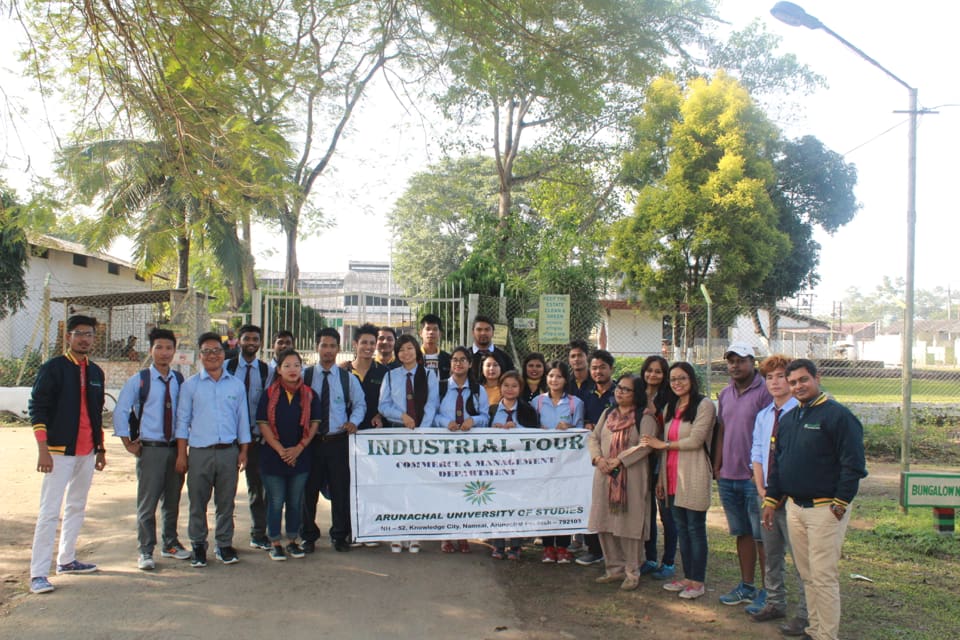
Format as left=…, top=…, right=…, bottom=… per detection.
left=282, top=205, right=300, bottom=294
left=241, top=211, right=257, bottom=295
left=176, top=234, right=190, bottom=289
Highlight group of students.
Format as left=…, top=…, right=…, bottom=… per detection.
left=28, top=313, right=866, bottom=640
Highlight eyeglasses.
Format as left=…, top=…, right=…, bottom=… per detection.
left=614, top=385, right=634, bottom=393
left=200, top=348, right=224, bottom=356
left=70, top=330, right=95, bottom=338
left=669, top=377, right=690, bottom=384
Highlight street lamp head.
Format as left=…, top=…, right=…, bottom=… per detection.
left=770, top=2, right=823, bottom=29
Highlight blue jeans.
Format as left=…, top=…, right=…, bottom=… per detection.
left=718, top=478, right=762, bottom=539
left=670, top=496, right=708, bottom=583
left=644, top=494, right=678, bottom=566
left=262, top=472, right=309, bottom=542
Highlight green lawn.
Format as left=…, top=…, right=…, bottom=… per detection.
left=819, top=376, right=960, bottom=404
left=704, top=375, right=960, bottom=404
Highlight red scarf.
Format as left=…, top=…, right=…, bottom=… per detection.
left=605, top=407, right=635, bottom=513
left=265, top=376, right=313, bottom=442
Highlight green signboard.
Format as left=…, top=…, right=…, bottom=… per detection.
left=901, top=472, right=960, bottom=508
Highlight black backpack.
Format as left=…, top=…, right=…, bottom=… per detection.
left=439, top=378, right=482, bottom=417
left=303, top=365, right=352, bottom=411
left=226, top=358, right=269, bottom=389
left=128, top=368, right=185, bottom=441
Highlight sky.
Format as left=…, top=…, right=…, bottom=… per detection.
left=1, top=1, right=958, bottom=318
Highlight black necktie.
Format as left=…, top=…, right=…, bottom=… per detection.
left=406, top=372, right=416, bottom=423
left=161, top=376, right=173, bottom=441
left=320, top=370, right=330, bottom=435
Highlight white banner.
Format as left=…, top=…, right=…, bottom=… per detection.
left=349, top=428, right=593, bottom=541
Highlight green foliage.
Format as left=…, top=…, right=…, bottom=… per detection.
left=0, top=349, right=43, bottom=387
left=702, top=19, right=825, bottom=96
left=843, top=276, right=952, bottom=325
left=613, top=73, right=789, bottom=324
left=0, top=184, right=29, bottom=320
left=390, top=156, right=501, bottom=296
left=392, top=154, right=608, bottom=343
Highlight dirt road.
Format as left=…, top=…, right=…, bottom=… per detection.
left=2, top=425, right=926, bottom=639
left=0, top=427, right=530, bottom=639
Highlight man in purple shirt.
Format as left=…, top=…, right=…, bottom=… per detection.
left=717, top=343, right=773, bottom=608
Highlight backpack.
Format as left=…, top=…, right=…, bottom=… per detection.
left=303, top=365, right=352, bottom=412
left=439, top=378, right=482, bottom=417
left=226, top=358, right=269, bottom=389
left=536, top=393, right=577, bottom=425
left=703, top=399, right=723, bottom=478
left=128, top=368, right=185, bottom=441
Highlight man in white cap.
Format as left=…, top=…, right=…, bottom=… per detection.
left=717, top=342, right=773, bottom=610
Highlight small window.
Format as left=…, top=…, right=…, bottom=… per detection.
left=107, top=263, right=120, bottom=275
left=73, top=254, right=87, bottom=267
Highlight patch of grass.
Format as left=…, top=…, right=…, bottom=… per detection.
left=821, top=376, right=960, bottom=404
left=841, top=492, right=960, bottom=639
left=862, top=422, right=960, bottom=463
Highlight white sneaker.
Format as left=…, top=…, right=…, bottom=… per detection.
left=138, top=552, right=156, bottom=570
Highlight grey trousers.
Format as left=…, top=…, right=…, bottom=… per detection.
left=137, top=445, right=185, bottom=553
left=761, top=498, right=808, bottom=619
left=187, top=446, right=239, bottom=548
left=244, top=439, right=267, bottom=538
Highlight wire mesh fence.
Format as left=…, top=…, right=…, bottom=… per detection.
left=0, top=283, right=209, bottom=388
left=4, top=280, right=960, bottom=450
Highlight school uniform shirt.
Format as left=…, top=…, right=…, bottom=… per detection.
left=113, top=365, right=182, bottom=441
left=306, top=364, right=366, bottom=435
left=750, top=396, right=799, bottom=485
left=175, top=369, right=250, bottom=447
left=534, top=393, right=584, bottom=430
left=226, top=357, right=266, bottom=435
left=489, top=399, right=539, bottom=428
left=433, top=381, right=490, bottom=428
left=378, top=365, right=439, bottom=428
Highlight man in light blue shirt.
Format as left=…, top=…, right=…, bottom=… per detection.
left=175, top=332, right=250, bottom=568
left=114, top=328, right=189, bottom=570
left=749, top=354, right=807, bottom=634
left=301, top=327, right=365, bottom=553
left=225, top=324, right=270, bottom=551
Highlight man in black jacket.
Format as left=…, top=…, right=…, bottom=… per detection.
left=761, top=359, right=867, bottom=640
left=28, top=315, right=107, bottom=594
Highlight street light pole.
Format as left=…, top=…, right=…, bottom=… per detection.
left=771, top=2, right=924, bottom=475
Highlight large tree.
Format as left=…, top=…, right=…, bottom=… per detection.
left=391, top=153, right=614, bottom=343
left=0, top=182, right=29, bottom=320
left=612, top=72, right=790, bottom=333
left=745, top=135, right=859, bottom=337
left=20, top=0, right=425, bottom=295
left=421, top=0, right=713, bottom=261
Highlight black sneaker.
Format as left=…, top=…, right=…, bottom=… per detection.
left=286, top=542, right=306, bottom=559
left=269, top=545, right=287, bottom=561
left=249, top=536, right=271, bottom=550
left=216, top=546, right=239, bottom=564
left=191, top=545, right=207, bottom=568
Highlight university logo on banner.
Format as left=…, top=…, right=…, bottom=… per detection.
left=349, top=429, right=593, bottom=541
